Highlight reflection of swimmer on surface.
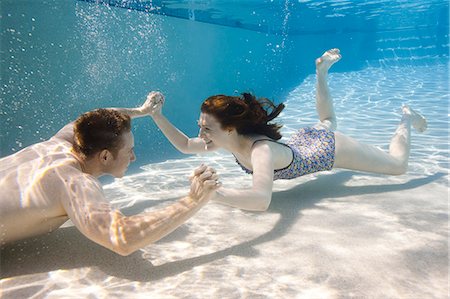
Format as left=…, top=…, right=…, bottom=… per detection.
left=0, top=99, right=220, bottom=255
left=148, top=48, right=427, bottom=212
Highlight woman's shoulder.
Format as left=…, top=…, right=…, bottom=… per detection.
left=250, top=135, right=285, bottom=147
left=250, top=137, right=290, bottom=156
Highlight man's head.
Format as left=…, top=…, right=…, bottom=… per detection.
left=72, top=109, right=135, bottom=177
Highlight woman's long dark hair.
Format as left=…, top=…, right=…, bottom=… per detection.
left=201, top=93, right=285, bottom=140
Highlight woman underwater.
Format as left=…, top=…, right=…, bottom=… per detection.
left=147, top=48, right=427, bottom=211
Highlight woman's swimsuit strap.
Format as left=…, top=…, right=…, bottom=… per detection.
left=235, top=139, right=295, bottom=173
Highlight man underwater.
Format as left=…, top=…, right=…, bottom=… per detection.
left=0, top=95, right=220, bottom=255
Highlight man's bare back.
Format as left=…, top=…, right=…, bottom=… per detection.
left=0, top=130, right=98, bottom=244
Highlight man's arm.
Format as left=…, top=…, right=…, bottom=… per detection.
left=56, top=165, right=219, bottom=256
left=109, top=107, right=148, bottom=119
left=52, top=97, right=154, bottom=142
left=52, top=123, right=75, bottom=143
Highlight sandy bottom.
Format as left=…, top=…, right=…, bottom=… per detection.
left=1, top=63, right=448, bottom=299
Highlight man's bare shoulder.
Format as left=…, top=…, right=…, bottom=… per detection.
left=41, top=156, right=103, bottom=198
left=1, top=138, right=102, bottom=200
left=1, top=138, right=72, bottom=169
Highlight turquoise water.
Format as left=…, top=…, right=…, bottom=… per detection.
left=1, top=1, right=449, bottom=298
left=1, top=0, right=448, bottom=166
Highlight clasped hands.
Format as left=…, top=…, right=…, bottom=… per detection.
left=140, top=91, right=165, bottom=116
left=189, top=164, right=221, bottom=201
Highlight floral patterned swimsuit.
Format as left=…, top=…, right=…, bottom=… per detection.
left=235, top=127, right=335, bottom=180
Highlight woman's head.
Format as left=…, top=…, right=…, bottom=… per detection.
left=200, top=93, right=285, bottom=140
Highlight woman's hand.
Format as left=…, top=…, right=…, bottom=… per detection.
left=189, top=164, right=221, bottom=202
left=141, top=91, right=165, bottom=116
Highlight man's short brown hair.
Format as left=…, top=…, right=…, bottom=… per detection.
left=72, top=109, right=131, bottom=158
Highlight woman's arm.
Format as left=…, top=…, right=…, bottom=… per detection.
left=147, top=92, right=217, bottom=154
left=212, top=143, right=275, bottom=211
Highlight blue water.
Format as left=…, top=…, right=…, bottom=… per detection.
left=1, top=1, right=449, bottom=298
left=1, top=0, right=448, bottom=168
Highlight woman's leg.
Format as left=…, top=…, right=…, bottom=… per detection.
left=333, top=105, right=427, bottom=175
left=313, top=48, right=341, bottom=131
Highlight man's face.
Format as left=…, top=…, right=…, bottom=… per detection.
left=108, top=131, right=136, bottom=178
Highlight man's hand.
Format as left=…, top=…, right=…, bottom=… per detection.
left=141, top=91, right=165, bottom=116
left=189, top=164, right=221, bottom=202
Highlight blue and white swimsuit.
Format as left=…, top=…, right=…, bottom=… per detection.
left=235, top=127, right=335, bottom=180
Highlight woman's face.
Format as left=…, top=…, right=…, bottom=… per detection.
left=197, top=113, right=231, bottom=148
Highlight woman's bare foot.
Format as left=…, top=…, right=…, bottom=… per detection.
left=316, top=48, right=341, bottom=73
left=402, top=105, right=427, bottom=133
